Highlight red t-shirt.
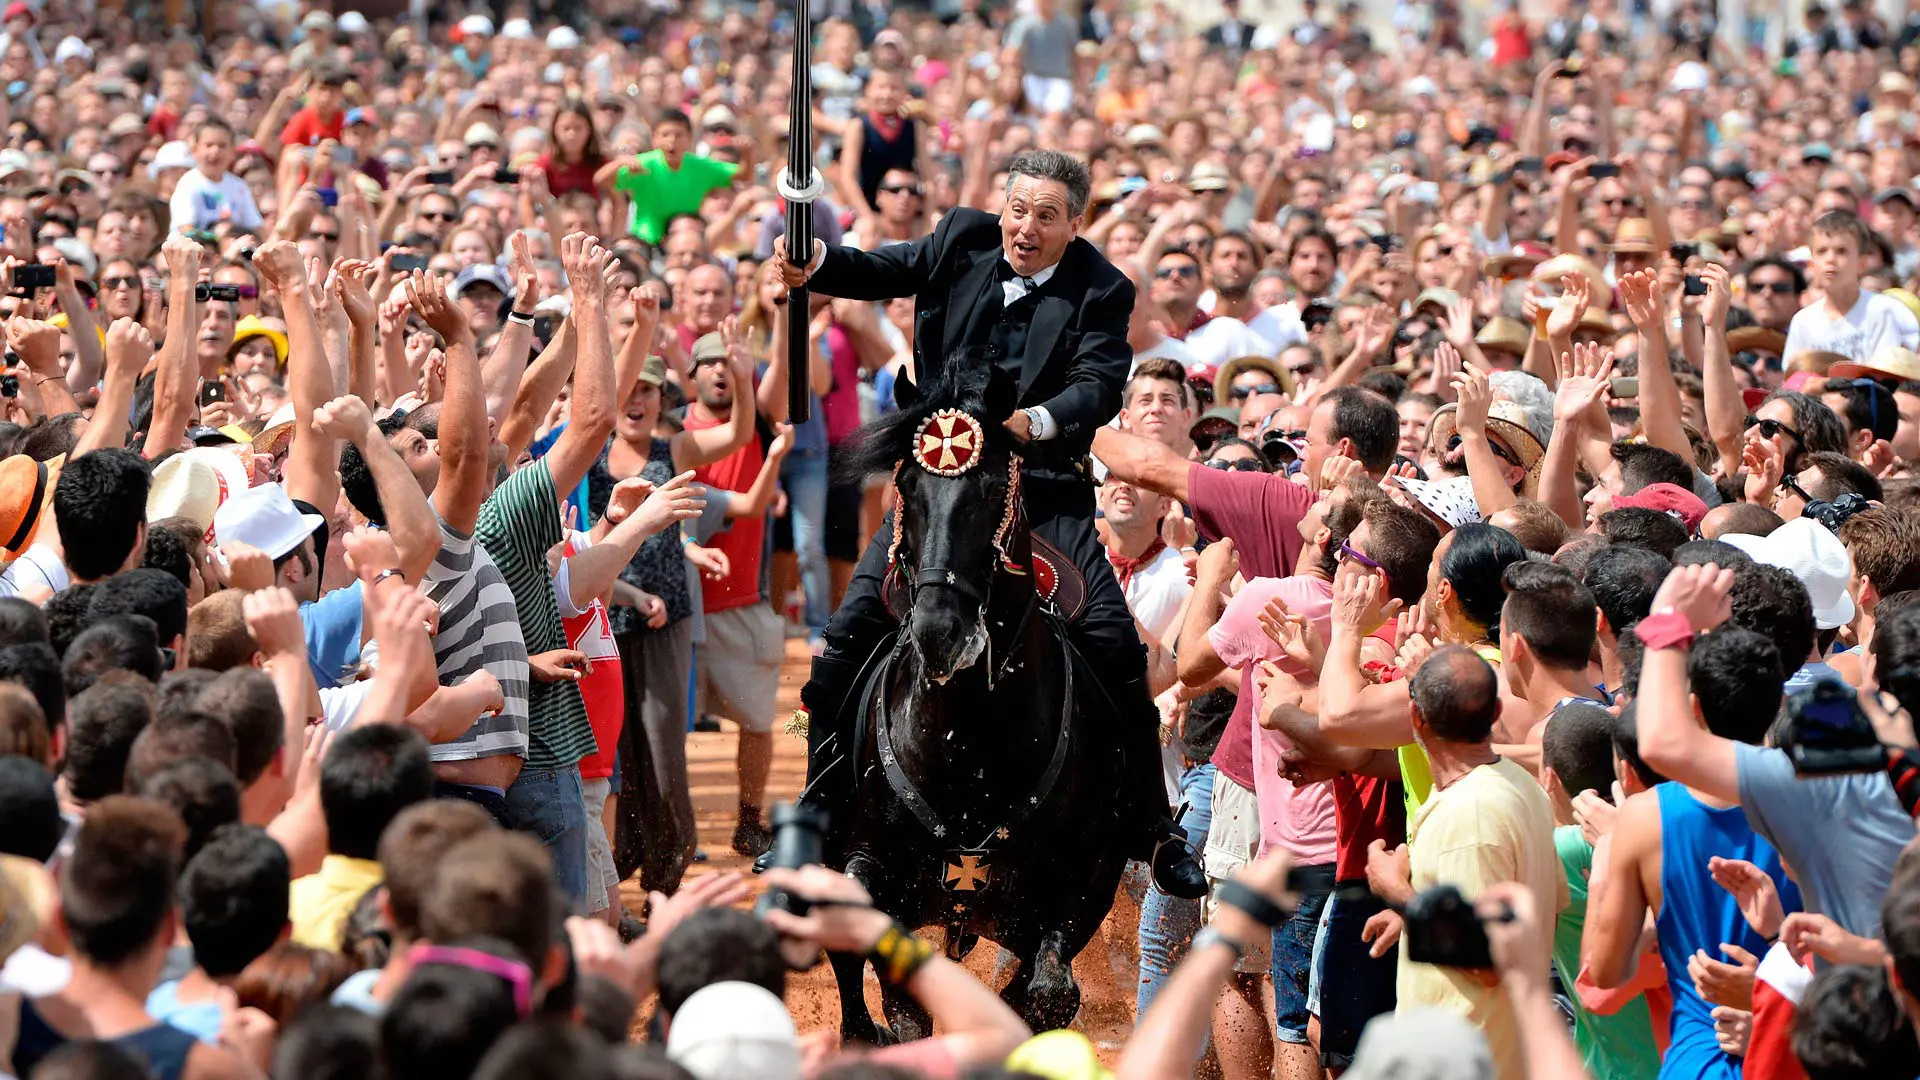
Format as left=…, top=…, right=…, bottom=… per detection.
left=280, top=107, right=345, bottom=149
left=686, top=410, right=766, bottom=613
left=561, top=537, right=624, bottom=780
left=1332, top=774, right=1407, bottom=882
left=1186, top=464, right=1313, bottom=788
left=539, top=153, right=604, bottom=199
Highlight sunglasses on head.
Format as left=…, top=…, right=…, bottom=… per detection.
left=1228, top=382, right=1281, bottom=402
left=1205, top=456, right=1263, bottom=472
left=1744, top=414, right=1803, bottom=443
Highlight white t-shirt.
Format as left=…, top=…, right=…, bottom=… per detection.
left=1783, top=289, right=1920, bottom=363
left=1120, top=543, right=1191, bottom=643
left=168, top=169, right=264, bottom=233
left=1130, top=335, right=1196, bottom=375
left=0, top=546, right=67, bottom=600
left=1182, top=315, right=1275, bottom=370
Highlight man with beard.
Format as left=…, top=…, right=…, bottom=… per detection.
left=1209, top=231, right=1301, bottom=354
left=1157, top=246, right=1269, bottom=370
left=195, top=295, right=236, bottom=382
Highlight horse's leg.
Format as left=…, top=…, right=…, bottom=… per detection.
left=1022, top=929, right=1082, bottom=1033
left=878, top=971, right=932, bottom=1044
left=827, top=950, right=882, bottom=1045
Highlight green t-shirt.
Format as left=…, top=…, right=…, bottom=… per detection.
left=613, top=150, right=740, bottom=244
left=1552, top=825, right=1663, bottom=1080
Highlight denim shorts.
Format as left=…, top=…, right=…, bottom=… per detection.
left=1270, top=864, right=1333, bottom=1044
left=504, top=766, right=591, bottom=913
left=1314, top=887, right=1398, bottom=1066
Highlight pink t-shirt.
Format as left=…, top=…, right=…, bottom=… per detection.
left=1209, top=574, right=1339, bottom=867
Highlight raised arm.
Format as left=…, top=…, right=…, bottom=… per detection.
left=544, top=233, right=617, bottom=495
left=1318, top=567, right=1418, bottom=749
left=1175, top=540, right=1236, bottom=688
left=145, top=234, right=203, bottom=457
left=332, top=260, right=379, bottom=406
left=1696, top=264, right=1746, bottom=473
left=8, top=318, right=80, bottom=418
left=725, top=424, right=793, bottom=519
left=1450, top=355, right=1521, bottom=518
left=563, top=473, right=707, bottom=605
left=313, top=395, right=440, bottom=583
left=482, top=232, right=541, bottom=422
left=781, top=208, right=953, bottom=302
left=74, top=319, right=149, bottom=456
left=409, top=270, right=487, bottom=533
left=53, top=259, right=103, bottom=395
left=497, top=316, right=577, bottom=467
left=1090, top=427, right=1193, bottom=504
left=1022, top=273, right=1132, bottom=445
left=1542, top=345, right=1615, bottom=530
left=252, top=241, right=339, bottom=511
left=1618, top=268, right=1692, bottom=463
left=1633, top=564, right=1742, bottom=803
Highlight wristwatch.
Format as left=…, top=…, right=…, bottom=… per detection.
left=1193, top=926, right=1247, bottom=963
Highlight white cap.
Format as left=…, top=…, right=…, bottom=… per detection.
left=300, top=10, right=334, bottom=31
left=212, top=482, right=324, bottom=562
left=53, top=36, right=89, bottom=64
left=1404, top=75, right=1439, bottom=98
left=1720, top=517, right=1856, bottom=630
left=1392, top=475, right=1482, bottom=530
left=336, top=11, right=370, bottom=34
left=1670, top=60, right=1711, bottom=93
left=464, top=121, right=501, bottom=147
left=147, top=140, right=195, bottom=179
left=666, top=982, right=800, bottom=1080
left=457, top=14, right=495, bottom=37
left=701, top=104, right=737, bottom=129
left=546, top=26, right=581, bottom=51
left=500, top=17, right=534, bottom=40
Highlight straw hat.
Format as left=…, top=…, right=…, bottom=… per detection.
left=1829, top=345, right=1920, bottom=383
left=1212, top=354, right=1292, bottom=406
left=1726, top=326, right=1788, bottom=357
left=1426, top=399, right=1547, bottom=497
left=1474, top=316, right=1531, bottom=358
left=1608, top=218, right=1658, bottom=254
left=1530, top=254, right=1609, bottom=303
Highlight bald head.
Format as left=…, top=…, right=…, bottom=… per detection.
left=1410, top=645, right=1500, bottom=745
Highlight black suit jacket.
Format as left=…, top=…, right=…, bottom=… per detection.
left=809, top=208, right=1134, bottom=475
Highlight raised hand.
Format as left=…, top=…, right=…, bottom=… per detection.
left=1545, top=272, right=1591, bottom=339
left=563, top=232, right=611, bottom=306
left=5, top=317, right=60, bottom=376
left=331, top=258, right=376, bottom=328
left=1649, top=563, right=1735, bottom=634
left=508, top=230, right=541, bottom=308
left=1708, top=856, right=1785, bottom=941
left=242, top=586, right=305, bottom=658
left=629, top=471, right=707, bottom=536
left=311, top=394, right=377, bottom=444
left=1553, top=342, right=1616, bottom=426
left=1259, top=600, right=1325, bottom=671
left=406, top=269, right=470, bottom=345
left=104, top=317, right=154, bottom=376
left=1616, top=268, right=1664, bottom=330
left=1331, top=559, right=1401, bottom=634
left=160, top=232, right=204, bottom=281
left=1195, top=536, right=1238, bottom=589
left=1449, top=354, right=1492, bottom=437
left=1698, top=262, right=1732, bottom=328
left=251, top=239, right=304, bottom=292
left=1741, top=436, right=1784, bottom=507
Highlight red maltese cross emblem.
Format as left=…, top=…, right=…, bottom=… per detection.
left=912, top=409, right=986, bottom=476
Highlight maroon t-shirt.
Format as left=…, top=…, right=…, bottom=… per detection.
left=1185, top=464, right=1313, bottom=790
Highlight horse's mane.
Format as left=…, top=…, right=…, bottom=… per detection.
left=839, top=355, right=1018, bottom=482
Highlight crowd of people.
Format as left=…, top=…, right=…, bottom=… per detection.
left=0, top=0, right=1918, bottom=1079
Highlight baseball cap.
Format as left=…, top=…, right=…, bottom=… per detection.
left=1801, top=142, right=1834, bottom=163
left=212, top=483, right=325, bottom=562
left=345, top=107, right=377, bottom=128
left=336, top=11, right=371, bottom=34
left=147, top=141, right=195, bottom=180
left=1874, top=187, right=1918, bottom=208
left=464, top=122, right=501, bottom=148
left=450, top=264, right=514, bottom=302
left=1720, top=516, right=1855, bottom=629
left=52, top=36, right=89, bottom=64
left=1005, top=1031, right=1112, bottom=1080
left=546, top=26, right=582, bottom=51
left=637, top=355, right=667, bottom=387
left=665, top=982, right=799, bottom=1080
left=499, top=17, right=534, bottom=40
left=457, top=14, right=495, bottom=37
left=1613, top=482, right=1709, bottom=534
left=106, top=114, right=145, bottom=139
left=702, top=105, right=738, bottom=131
left=1187, top=163, right=1232, bottom=192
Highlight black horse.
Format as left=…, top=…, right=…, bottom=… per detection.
left=821, top=362, right=1131, bottom=1042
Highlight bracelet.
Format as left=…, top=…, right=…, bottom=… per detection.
left=867, top=922, right=934, bottom=985
left=370, top=568, right=405, bottom=587
left=507, top=311, right=535, bottom=326
left=1217, top=879, right=1292, bottom=928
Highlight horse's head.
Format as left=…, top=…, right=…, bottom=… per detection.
left=848, top=359, right=1021, bottom=683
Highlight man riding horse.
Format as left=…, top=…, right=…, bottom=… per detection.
left=774, top=148, right=1207, bottom=900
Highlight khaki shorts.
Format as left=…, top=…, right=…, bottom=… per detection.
left=695, top=603, right=785, bottom=734
left=580, top=775, right=619, bottom=912
left=1202, top=773, right=1271, bottom=973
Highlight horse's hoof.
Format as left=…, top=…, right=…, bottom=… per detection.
left=751, top=847, right=775, bottom=874
left=945, top=930, right=979, bottom=961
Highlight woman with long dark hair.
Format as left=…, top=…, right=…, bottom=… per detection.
left=539, top=99, right=605, bottom=199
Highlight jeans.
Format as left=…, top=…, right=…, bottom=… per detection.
left=781, top=447, right=830, bottom=633
left=1137, top=764, right=1215, bottom=1017
left=1315, top=887, right=1398, bottom=1066
left=504, top=766, right=591, bottom=913
left=1271, top=865, right=1334, bottom=1044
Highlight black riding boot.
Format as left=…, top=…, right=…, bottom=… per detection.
left=1117, top=676, right=1208, bottom=900
left=755, top=653, right=862, bottom=873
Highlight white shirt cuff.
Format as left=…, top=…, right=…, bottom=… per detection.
left=1027, top=406, right=1058, bottom=441
left=806, top=241, right=826, bottom=276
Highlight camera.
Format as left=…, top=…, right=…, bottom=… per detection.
left=493, top=166, right=521, bottom=184
left=1684, top=275, right=1708, bottom=296
left=754, top=802, right=830, bottom=917
left=1587, top=163, right=1621, bottom=179
left=206, top=284, right=242, bottom=303
left=1782, top=677, right=1887, bottom=776
left=390, top=254, right=429, bottom=274
left=12, top=264, right=53, bottom=291
left=1403, top=884, right=1512, bottom=969
left=425, top=169, right=455, bottom=186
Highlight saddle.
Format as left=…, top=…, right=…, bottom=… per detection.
left=881, top=534, right=1087, bottom=624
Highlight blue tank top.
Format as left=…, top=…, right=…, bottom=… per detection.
left=14, top=996, right=200, bottom=1080
left=1653, top=783, right=1801, bottom=1080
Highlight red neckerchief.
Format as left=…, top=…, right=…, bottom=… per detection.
left=1168, top=309, right=1211, bottom=341
left=1109, top=536, right=1167, bottom=588
left=868, top=111, right=905, bottom=142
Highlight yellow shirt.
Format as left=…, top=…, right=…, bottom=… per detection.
left=289, top=855, right=384, bottom=952
left=1395, top=756, right=1566, bottom=1080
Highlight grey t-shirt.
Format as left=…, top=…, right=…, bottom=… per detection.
left=1007, top=14, right=1077, bottom=78
left=1734, top=742, right=1913, bottom=937
left=419, top=515, right=531, bottom=760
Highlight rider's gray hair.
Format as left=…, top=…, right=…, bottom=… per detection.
left=1005, top=150, right=1092, bottom=219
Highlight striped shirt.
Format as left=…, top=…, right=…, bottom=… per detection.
left=420, top=516, right=530, bottom=760
left=476, top=459, right=594, bottom=770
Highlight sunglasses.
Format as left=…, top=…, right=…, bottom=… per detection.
left=1674, top=199, right=1714, bottom=211
left=1446, top=432, right=1520, bottom=467
left=1749, top=280, right=1797, bottom=294
left=1228, top=382, right=1281, bottom=402
left=313, top=232, right=341, bottom=243
left=101, top=275, right=138, bottom=290
left=879, top=183, right=922, bottom=196
left=1777, top=472, right=1814, bottom=506
left=1155, top=265, right=1198, bottom=280
left=1337, top=540, right=1382, bottom=570
left=1744, top=414, right=1803, bottom=443
left=1601, top=197, right=1635, bottom=208
left=421, top=210, right=457, bottom=222
left=226, top=284, right=259, bottom=299
left=1205, top=457, right=1263, bottom=472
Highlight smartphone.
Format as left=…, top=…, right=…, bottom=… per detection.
left=390, top=253, right=429, bottom=274
left=492, top=166, right=520, bottom=184
left=1512, top=157, right=1543, bottom=174
left=1609, top=376, right=1639, bottom=399
left=198, top=381, right=226, bottom=408
left=12, top=264, right=53, bottom=291
left=425, top=169, right=455, bottom=186
left=1368, top=234, right=1401, bottom=252
left=206, top=284, right=241, bottom=303
left=1587, top=163, right=1622, bottom=179
left=316, top=187, right=339, bottom=208
left=1684, top=275, right=1709, bottom=296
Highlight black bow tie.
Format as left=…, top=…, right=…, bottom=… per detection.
left=996, top=261, right=1037, bottom=291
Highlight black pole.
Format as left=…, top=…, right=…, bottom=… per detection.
left=782, top=1, right=818, bottom=425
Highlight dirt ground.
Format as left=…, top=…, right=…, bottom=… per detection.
left=619, top=637, right=1145, bottom=1052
